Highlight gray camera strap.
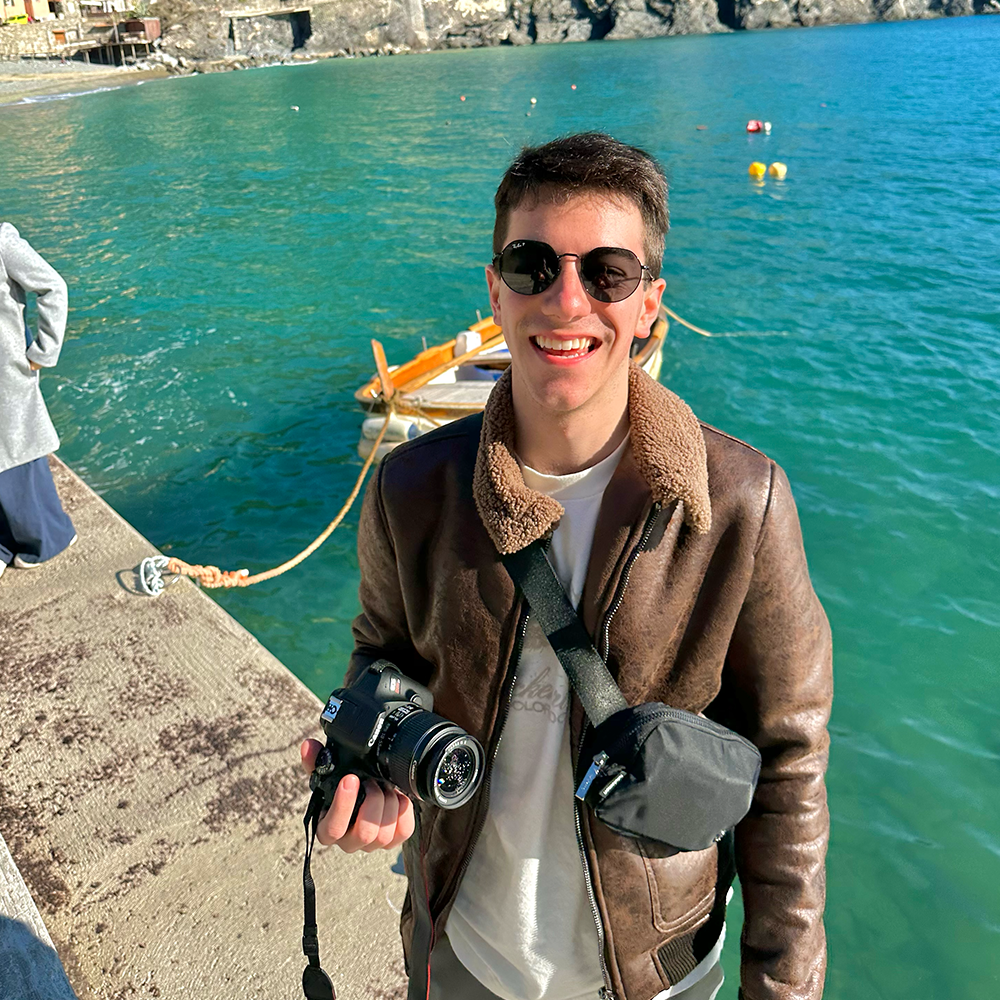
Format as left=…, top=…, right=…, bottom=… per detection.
left=501, top=541, right=627, bottom=727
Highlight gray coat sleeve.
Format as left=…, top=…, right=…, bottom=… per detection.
left=0, top=223, right=68, bottom=368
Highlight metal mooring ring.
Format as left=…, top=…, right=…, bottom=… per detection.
left=138, top=555, right=171, bottom=597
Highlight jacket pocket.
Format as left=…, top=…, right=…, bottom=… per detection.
left=642, top=840, right=727, bottom=989
left=640, top=839, right=716, bottom=935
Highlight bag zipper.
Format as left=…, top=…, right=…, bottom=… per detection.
left=607, top=705, right=759, bottom=757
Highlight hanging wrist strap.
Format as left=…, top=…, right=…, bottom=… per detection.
left=502, top=541, right=627, bottom=727
left=301, top=788, right=336, bottom=1000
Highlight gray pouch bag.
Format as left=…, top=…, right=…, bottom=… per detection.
left=503, top=541, right=761, bottom=853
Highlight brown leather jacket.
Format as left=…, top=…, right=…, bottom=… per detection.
left=349, top=365, right=832, bottom=1000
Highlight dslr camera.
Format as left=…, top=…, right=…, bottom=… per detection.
left=311, top=660, right=485, bottom=815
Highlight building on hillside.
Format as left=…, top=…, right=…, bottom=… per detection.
left=2, top=0, right=85, bottom=22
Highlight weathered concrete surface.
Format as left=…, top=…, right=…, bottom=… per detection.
left=0, top=456, right=407, bottom=1000
left=1, top=832, right=78, bottom=999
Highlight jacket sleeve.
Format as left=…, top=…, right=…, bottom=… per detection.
left=727, top=462, right=832, bottom=1000
left=1, top=224, right=68, bottom=368
left=348, top=460, right=433, bottom=688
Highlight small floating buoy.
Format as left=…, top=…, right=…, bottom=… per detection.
left=525, top=112, right=531, bottom=117
left=746, top=120, right=763, bottom=133
left=696, top=125, right=707, bottom=130
left=821, top=102, right=827, bottom=107
left=763, top=121, right=771, bottom=134
left=290, top=105, right=299, bottom=111
left=460, top=95, right=466, bottom=101
left=768, top=161, right=787, bottom=179
left=571, top=84, right=577, bottom=90
left=530, top=97, right=537, bottom=105
left=748, top=161, right=766, bottom=180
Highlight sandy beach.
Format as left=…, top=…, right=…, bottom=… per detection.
left=0, top=59, right=170, bottom=107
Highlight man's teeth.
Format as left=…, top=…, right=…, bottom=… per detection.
left=534, top=336, right=595, bottom=352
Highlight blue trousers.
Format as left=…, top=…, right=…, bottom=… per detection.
left=0, top=456, right=76, bottom=566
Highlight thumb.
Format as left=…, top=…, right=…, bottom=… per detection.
left=300, top=738, right=324, bottom=774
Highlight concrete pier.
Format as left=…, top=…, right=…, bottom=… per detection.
left=0, top=457, right=407, bottom=999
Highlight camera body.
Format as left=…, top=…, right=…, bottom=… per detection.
left=311, top=660, right=484, bottom=813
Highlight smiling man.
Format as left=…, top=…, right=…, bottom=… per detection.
left=302, top=134, right=832, bottom=1000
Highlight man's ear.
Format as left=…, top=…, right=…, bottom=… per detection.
left=485, top=265, right=504, bottom=327
left=634, top=277, right=666, bottom=340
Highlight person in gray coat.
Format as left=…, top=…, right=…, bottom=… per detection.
left=0, top=222, right=76, bottom=579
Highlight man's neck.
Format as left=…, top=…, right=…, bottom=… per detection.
left=511, top=371, right=630, bottom=476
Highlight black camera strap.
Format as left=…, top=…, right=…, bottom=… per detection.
left=301, top=787, right=336, bottom=1000
left=502, top=541, right=627, bottom=727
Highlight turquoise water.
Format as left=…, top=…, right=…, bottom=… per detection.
left=2, top=15, right=999, bottom=997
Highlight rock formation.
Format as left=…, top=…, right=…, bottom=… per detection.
left=150, top=0, right=997, bottom=68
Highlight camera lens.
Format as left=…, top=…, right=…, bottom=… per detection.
left=379, top=706, right=484, bottom=809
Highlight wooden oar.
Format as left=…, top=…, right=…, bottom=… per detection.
left=370, top=339, right=396, bottom=400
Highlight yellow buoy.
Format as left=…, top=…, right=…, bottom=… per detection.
left=748, top=161, right=766, bottom=180
left=768, top=161, right=788, bottom=179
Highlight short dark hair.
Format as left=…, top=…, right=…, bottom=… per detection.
left=493, top=133, right=669, bottom=279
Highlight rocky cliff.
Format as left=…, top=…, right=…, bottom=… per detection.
left=151, top=0, right=998, bottom=67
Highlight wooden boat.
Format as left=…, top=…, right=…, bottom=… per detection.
left=355, top=307, right=669, bottom=461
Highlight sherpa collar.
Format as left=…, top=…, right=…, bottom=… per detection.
left=473, top=364, right=711, bottom=554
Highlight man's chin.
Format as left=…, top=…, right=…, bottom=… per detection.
left=524, top=379, right=602, bottom=417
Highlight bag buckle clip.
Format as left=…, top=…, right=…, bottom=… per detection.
left=575, top=751, right=609, bottom=801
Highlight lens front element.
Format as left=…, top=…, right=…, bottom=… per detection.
left=430, top=738, right=483, bottom=807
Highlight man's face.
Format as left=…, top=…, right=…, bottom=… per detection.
left=486, top=192, right=665, bottom=419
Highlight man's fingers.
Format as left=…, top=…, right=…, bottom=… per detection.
left=300, top=738, right=324, bottom=774
left=362, top=785, right=400, bottom=852
left=390, top=793, right=416, bottom=848
left=318, top=773, right=365, bottom=845
left=309, top=770, right=415, bottom=852
left=346, top=780, right=388, bottom=851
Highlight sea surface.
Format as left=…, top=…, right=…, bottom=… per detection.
left=2, top=15, right=998, bottom=998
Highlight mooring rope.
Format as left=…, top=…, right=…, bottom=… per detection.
left=663, top=304, right=789, bottom=339
left=662, top=304, right=717, bottom=337
left=158, top=407, right=393, bottom=590
left=140, top=304, right=764, bottom=596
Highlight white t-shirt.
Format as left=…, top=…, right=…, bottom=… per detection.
left=446, top=435, right=726, bottom=1000
left=446, top=438, right=629, bottom=1000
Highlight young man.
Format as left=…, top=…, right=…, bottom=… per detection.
left=302, top=133, right=832, bottom=1000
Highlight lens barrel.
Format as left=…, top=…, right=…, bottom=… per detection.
left=379, top=706, right=484, bottom=809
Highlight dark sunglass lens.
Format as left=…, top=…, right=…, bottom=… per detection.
left=501, top=242, right=559, bottom=296
left=581, top=249, right=643, bottom=303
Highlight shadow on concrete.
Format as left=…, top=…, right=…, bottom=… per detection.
left=0, top=917, right=78, bottom=1000
left=115, top=565, right=146, bottom=595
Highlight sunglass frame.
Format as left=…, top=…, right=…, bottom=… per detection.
left=492, top=239, right=652, bottom=303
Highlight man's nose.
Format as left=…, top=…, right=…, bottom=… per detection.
left=543, top=256, right=590, bottom=319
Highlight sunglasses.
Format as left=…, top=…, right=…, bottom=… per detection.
left=492, top=240, right=652, bottom=304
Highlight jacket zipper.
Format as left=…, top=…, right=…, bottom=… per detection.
left=599, top=502, right=662, bottom=660
left=574, top=501, right=662, bottom=1000
left=574, top=781, right=615, bottom=999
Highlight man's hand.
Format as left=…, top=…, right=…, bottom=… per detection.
left=300, top=739, right=415, bottom=854
left=29, top=360, right=42, bottom=371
